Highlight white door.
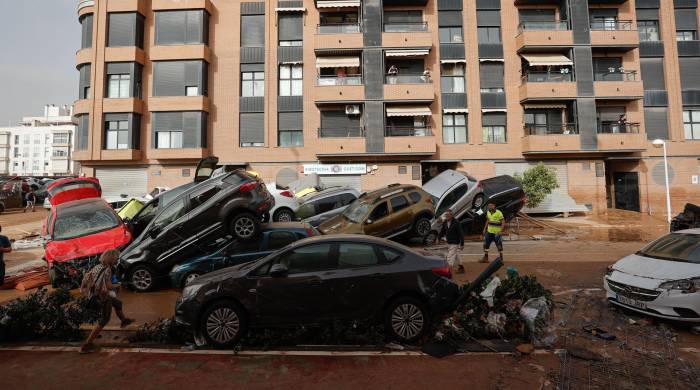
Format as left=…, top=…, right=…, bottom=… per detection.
left=95, top=167, right=148, bottom=198
left=319, top=175, right=363, bottom=192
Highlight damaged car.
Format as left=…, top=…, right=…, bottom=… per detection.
left=604, top=229, right=700, bottom=322
left=175, top=234, right=459, bottom=347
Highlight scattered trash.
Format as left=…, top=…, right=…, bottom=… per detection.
left=520, top=297, right=557, bottom=348
left=1, top=262, right=49, bottom=291
left=582, top=325, right=616, bottom=341
left=384, top=342, right=405, bottom=351
left=11, top=235, right=44, bottom=250
left=567, top=347, right=603, bottom=361
left=480, top=277, right=501, bottom=307
left=486, top=312, right=507, bottom=334
left=506, top=266, right=519, bottom=279
left=517, top=343, right=534, bottom=355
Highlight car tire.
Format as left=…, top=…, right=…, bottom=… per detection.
left=182, top=272, right=201, bottom=289
left=412, top=216, right=432, bottom=238
left=200, top=300, right=248, bottom=348
left=423, top=230, right=438, bottom=246
left=472, top=194, right=485, bottom=209
left=230, top=212, right=260, bottom=241
left=384, top=296, right=429, bottom=344
left=128, top=264, right=156, bottom=292
left=273, top=208, right=295, bottom=222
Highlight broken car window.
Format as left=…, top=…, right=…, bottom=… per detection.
left=53, top=204, right=120, bottom=241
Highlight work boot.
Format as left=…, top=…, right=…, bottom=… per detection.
left=479, top=254, right=489, bottom=263
left=498, top=251, right=504, bottom=260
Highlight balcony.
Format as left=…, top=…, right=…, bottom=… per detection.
left=522, top=128, right=581, bottom=154
left=522, top=71, right=574, bottom=83
left=384, top=127, right=436, bottom=154
left=315, top=76, right=364, bottom=102
left=314, top=24, right=364, bottom=50
left=148, top=148, right=208, bottom=160
left=75, top=48, right=92, bottom=66
left=593, top=72, right=643, bottom=99
left=384, top=75, right=434, bottom=101
left=318, top=127, right=365, bottom=138
left=77, top=0, right=95, bottom=12
left=526, top=123, right=578, bottom=136
left=102, top=98, right=144, bottom=114
left=590, top=21, right=638, bottom=48
left=316, top=128, right=366, bottom=156
left=515, top=22, right=573, bottom=52
left=519, top=81, right=577, bottom=102
left=382, top=23, right=432, bottom=48
left=597, top=123, right=640, bottom=134
left=596, top=123, right=646, bottom=151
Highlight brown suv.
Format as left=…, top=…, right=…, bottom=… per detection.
left=318, top=184, right=435, bottom=239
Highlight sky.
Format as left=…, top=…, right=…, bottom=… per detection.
left=0, top=0, right=79, bottom=125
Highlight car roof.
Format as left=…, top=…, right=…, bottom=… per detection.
left=360, top=184, right=420, bottom=202
left=285, top=233, right=405, bottom=248
left=300, top=187, right=357, bottom=202
left=262, top=222, right=309, bottom=230
left=422, top=170, right=471, bottom=198
left=673, top=229, right=700, bottom=235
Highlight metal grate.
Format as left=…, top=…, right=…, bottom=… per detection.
left=606, top=278, right=661, bottom=302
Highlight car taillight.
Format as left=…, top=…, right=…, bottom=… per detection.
left=432, top=266, right=452, bottom=279
left=306, top=228, right=315, bottom=237
left=239, top=181, right=258, bottom=193
left=280, top=190, right=293, bottom=198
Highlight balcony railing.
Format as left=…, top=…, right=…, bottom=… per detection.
left=590, top=20, right=634, bottom=31
left=318, top=127, right=365, bottom=138
left=525, top=123, right=578, bottom=135
left=384, top=126, right=432, bottom=137
left=385, top=74, right=432, bottom=84
left=383, top=22, right=428, bottom=33
left=597, top=122, right=640, bottom=134
left=522, top=71, right=574, bottom=83
left=317, top=75, right=363, bottom=86
left=317, top=23, right=362, bottom=34
left=593, top=70, right=638, bottom=81
left=517, top=21, right=569, bottom=32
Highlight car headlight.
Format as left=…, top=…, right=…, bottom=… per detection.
left=181, top=284, right=203, bottom=301
left=658, top=277, right=700, bottom=293
left=605, top=265, right=614, bottom=277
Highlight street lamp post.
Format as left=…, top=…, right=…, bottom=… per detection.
left=652, top=139, right=672, bottom=223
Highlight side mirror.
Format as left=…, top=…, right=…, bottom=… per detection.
left=270, top=263, right=289, bottom=278
left=365, top=219, right=373, bottom=225
left=149, top=226, right=161, bottom=238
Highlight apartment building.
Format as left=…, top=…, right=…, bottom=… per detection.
left=74, top=0, right=700, bottom=216
left=3, top=105, right=76, bottom=177
left=0, top=131, right=9, bottom=175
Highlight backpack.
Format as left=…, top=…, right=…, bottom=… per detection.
left=80, top=265, right=110, bottom=300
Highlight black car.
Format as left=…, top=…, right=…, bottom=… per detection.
left=175, top=234, right=460, bottom=347
left=120, top=169, right=274, bottom=292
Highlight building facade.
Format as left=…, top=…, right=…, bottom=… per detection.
left=75, top=0, right=700, bottom=216
left=3, top=105, right=76, bottom=177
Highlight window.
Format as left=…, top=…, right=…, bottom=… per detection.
left=107, top=12, right=144, bottom=48
left=443, top=114, right=467, bottom=144
left=440, top=63, right=465, bottom=93
left=279, top=64, right=303, bottom=96
left=380, top=246, right=402, bottom=262
left=76, top=114, right=89, bottom=150
left=274, top=244, right=334, bottom=274
left=23, top=136, right=29, bottom=145
left=152, top=198, right=187, bottom=229
left=638, top=20, right=660, bottom=41
left=480, top=87, right=504, bottom=93
left=338, top=243, right=379, bottom=268
left=437, top=184, right=469, bottom=216
left=13, top=148, right=19, bottom=158
left=638, top=233, right=700, bottom=264
left=677, top=30, right=697, bottom=41
left=80, top=14, right=93, bottom=49
left=439, top=26, right=463, bottom=43
left=152, top=111, right=206, bottom=149
left=52, top=149, right=67, bottom=157
left=189, top=185, right=220, bottom=209
left=78, top=64, right=91, bottom=99
left=157, top=131, right=183, bottom=149
left=241, top=15, right=265, bottom=47
left=390, top=195, right=409, bottom=212
left=240, top=113, right=264, bottom=147
left=107, top=74, right=130, bottom=98
left=155, top=10, right=208, bottom=45
left=369, top=202, right=389, bottom=221
left=241, top=71, right=264, bottom=97
left=279, top=130, right=303, bottom=147
left=278, top=13, right=303, bottom=46
left=267, top=232, right=298, bottom=250
left=105, top=119, right=129, bottom=150
left=477, top=27, right=501, bottom=43
left=384, top=10, right=424, bottom=32
left=408, top=191, right=422, bottom=203
left=278, top=112, right=303, bottom=147
left=14, top=135, right=19, bottom=144
left=483, top=125, right=506, bottom=143
left=153, top=60, right=207, bottom=97
left=683, top=110, right=700, bottom=140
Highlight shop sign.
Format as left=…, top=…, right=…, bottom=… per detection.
left=303, top=164, right=367, bottom=175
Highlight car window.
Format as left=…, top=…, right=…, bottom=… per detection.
left=223, top=239, right=260, bottom=255
left=315, top=195, right=341, bottom=214
left=408, top=191, right=422, bottom=204
left=53, top=204, right=120, bottom=241
left=267, top=231, right=298, bottom=250
left=380, top=246, right=402, bottom=262
left=369, top=202, right=389, bottom=221
left=274, top=243, right=334, bottom=274
left=390, top=195, right=409, bottom=213
left=437, top=183, right=469, bottom=216
left=342, top=201, right=372, bottom=223
left=151, top=198, right=187, bottom=229
left=189, top=185, right=220, bottom=209
left=340, top=193, right=357, bottom=206
left=338, top=243, right=379, bottom=268
left=638, top=233, right=700, bottom=264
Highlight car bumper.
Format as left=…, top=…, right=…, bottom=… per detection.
left=604, top=277, right=700, bottom=322
left=174, top=297, right=197, bottom=328
left=428, top=277, right=461, bottom=312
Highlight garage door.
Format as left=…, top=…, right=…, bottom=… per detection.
left=319, top=175, right=363, bottom=192
left=95, top=167, right=148, bottom=198
left=495, top=162, right=587, bottom=213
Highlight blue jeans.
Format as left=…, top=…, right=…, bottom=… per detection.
left=483, top=232, right=503, bottom=252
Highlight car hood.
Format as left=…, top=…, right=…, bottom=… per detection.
left=193, top=261, right=252, bottom=285
left=318, top=215, right=363, bottom=234
left=612, top=253, right=700, bottom=281
left=45, top=225, right=132, bottom=262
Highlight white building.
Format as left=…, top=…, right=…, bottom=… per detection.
left=0, top=131, right=10, bottom=175
left=3, top=105, right=76, bottom=177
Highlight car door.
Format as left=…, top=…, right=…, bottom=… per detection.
left=388, top=195, right=413, bottom=236
left=363, top=201, right=393, bottom=237
left=186, top=183, right=225, bottom=246
left=194, top=156, right=219, bottom=183
left=437, top=183, right=470, bottom=219
left=146, top=197, right=195, bottom=269
left=252, top=243, right=337, bottom=324
left=221, top=239, right=264, bottom=268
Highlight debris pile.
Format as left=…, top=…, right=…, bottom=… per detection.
left=0, top=262, right=49, bottom=291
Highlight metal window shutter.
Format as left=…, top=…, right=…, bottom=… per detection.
left=644, top=107, right=669, bottom=140
left=675, top=9, right=698, bottom=30
left=78, top=64, right=91, bottom=97
left=518, top=9, right=555, bottom=22
left=108, top=13, right=136, bottom=47
left=154, top=61, right=186, bottom=96
left=105, top=113, right=129, bottom=122
left=241, top=2, right=265, bottom=15
left=479, top=62, right=504, bottom=87
left=636, top=9, right=659, bottom=20
left=279, top=14, right=302, bottom=40
left=156, top=11, right=186, bottom=45
left=640, top=58, right=666, bottom=90
left=278, top=112, right=303, bottom=131
left=106, top=62, right=131, bottom=75
left=186, top=10, right=204, bottom=44
left=679, top=57, right=700, bottom=89
left=319, top=175, right=362, bottom=192
left=482, top=113, right=506, bottom=126
left=241, top=15, right=265, bottom=47
left=320, top=111, right=360, bottom=136
left=182, top=111, right=203, bottom=148
left=77, top=114, right=89, bottom=150
left=81, top=14, right=93, bottom=48
left=130, top=113, right=142, bottom=149
left=152, top=112, right=182, bottom=131
left=477, top=10, right=501, bottom=26
left=240, top=113, right=265, bottom=143
left=96, top=168, right=148, bottom=198
left=185, top=60, right=204, bottom=89
left=438, top=11, right=462, bottom=26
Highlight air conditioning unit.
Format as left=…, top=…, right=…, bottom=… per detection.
left=345, top=105, right=361, bottom=115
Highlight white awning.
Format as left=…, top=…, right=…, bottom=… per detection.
left=316, top=56, right=360, bottom=68
left=479, top=58, right=505, bottom=62
left=281, top=60, right=303, bottom=65
left=275, top=7, right=306, bottom=12
left=386, top=106, right=432, bottom=117
left=386, top=49, right=430, bottom=57
left=443, top=108, right=468, bottom=113
left=523, top=103, right=567, bottom=109
left=482, top=108, right=507, bottom=113
left=317, top=0, right=360, bottom=8
left=440, top=59, right=466, bottom=64
left=521, top=54, right=573, bottom=66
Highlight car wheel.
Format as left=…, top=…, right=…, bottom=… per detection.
left=182, top=272, right=201, bottom=288
left=230, top=212, right=260, bottom=241
left=472, top=194, right=485, bottom=209
left=412, top=216, right=432, bottom=237
left=200, top=300, right=248, bottom=348
left=273, top=208, right=295, bottom=222
left=129, top=265, right=156, bottom=292
left=423, top=230, right=438, bottom=246
left=384, top=297, right=429, bottom=344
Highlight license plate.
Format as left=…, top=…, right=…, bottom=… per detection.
left=617, top=294, right=647, bottom=310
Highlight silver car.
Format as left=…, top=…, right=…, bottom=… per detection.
left=422, top=170, right=483, bottom=244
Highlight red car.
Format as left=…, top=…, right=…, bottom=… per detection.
left=44, top=177, right=132, bottom=287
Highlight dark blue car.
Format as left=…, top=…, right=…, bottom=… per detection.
left=169, top=222, right=318, bottom=288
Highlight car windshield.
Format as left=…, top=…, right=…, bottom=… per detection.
left=53, top=203, right=120, bottom=240
left=637, top=233, right=700, bottom=264
left=342, top=201, right=372, bottom=223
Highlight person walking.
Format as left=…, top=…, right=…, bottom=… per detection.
left=80, top=249, right=134, bottom=354
left=481, top=201, right=506, bottom=263
left=24, top=190, right=36, bottom=212
left=0, top=225, right=11, bottom=286
left=439, top=209, right=465, bottom=273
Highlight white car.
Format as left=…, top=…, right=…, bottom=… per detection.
left=266, top=182, right=300, bottom=222
left=604, top=229, right=700, bottom=322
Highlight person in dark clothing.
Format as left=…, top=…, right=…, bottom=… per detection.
left=438, top=209, right=465, bottom=273
left=24, top=190, right=36, bottom=212
left=0, top=225, right=12, bottom=285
